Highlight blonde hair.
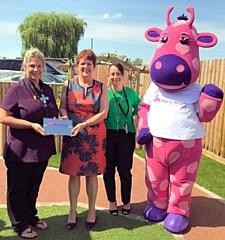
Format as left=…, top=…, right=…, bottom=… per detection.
left=22, top=47, right=46, bottom=70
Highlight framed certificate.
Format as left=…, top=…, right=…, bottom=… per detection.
left=43, top=118, right=73, bottom=136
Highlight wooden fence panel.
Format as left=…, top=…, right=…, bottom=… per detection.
left=208, top=59, right=217, bottom=152
left=212, top=59, right=222, bottom=154
left=203, top=60, right=214, bottom=150
left=218, top=59, right=225, bottom=157
left=0, top=82, right=13, bottom=154
left=199, top=60, right=207, bottom=149
left=0, top=60, right=225, bottom=163
left=196, top=60, right=224, bottom=161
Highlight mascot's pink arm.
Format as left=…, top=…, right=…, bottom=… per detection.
left=198, top=92, right=223, bottom=122
left=138, top=102, right=150, bottom=130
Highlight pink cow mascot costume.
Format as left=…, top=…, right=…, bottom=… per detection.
left=137, top=6, right=223, bottom=233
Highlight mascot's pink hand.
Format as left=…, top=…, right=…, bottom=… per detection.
left=137, top=128, right=152, bottom=145
left=199, top=84, right=223, bottom=122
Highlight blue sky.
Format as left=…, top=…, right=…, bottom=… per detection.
left=0, top=0, right=225, bottom=64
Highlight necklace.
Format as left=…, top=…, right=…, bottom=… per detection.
left=26, top=78, right=49, bottom=117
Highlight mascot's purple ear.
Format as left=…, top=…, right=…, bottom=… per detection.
left=145, top=28, right=162, bottom=42
left=197, top=32, right=218, bottom=48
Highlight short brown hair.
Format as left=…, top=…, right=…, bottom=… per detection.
left=76, top=49, right=97, bottom=67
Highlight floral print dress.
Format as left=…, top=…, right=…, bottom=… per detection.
left=59, top=78, right=106, bottom=176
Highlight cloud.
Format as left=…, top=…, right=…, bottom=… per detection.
left=102, top=13, right=109, bottom=19
left=112, top=13, right=122, bottom=19
left=83, top=20, right=146, bottom=44
left=0, top=21, right=18, bottom=35
left=102, top=13, right=122, bottom=19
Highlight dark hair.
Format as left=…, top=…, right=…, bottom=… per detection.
left=76, top=49, right=97, bottom=67
left=109, top=63, right=124, bottom=76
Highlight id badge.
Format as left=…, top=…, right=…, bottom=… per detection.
left=124, top=122, right=128, bottom=134
left=40, top=96, right=49, bottom=101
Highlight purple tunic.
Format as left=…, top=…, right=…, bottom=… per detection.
left=0, top=78, right=59, bottom=163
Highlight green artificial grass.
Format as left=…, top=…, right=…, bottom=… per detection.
left=48, top=153, right=61, bottom=169
left=196, top=154, right=225, bottom=198
left=134, top=148, right=145, bottom=159
left=0, top=205, right=173, bottom=240
left=1, top=149, right=224, bottom=239
left=134, top=149, right=225, bottom=199
left=49, top=150, right=225, bottom=199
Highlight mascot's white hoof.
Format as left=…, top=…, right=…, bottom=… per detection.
left=164, top=213, right=189, bottom=233
left=144, top=204, right=167, bottom=222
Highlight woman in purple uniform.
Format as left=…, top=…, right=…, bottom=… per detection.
left=0, top=47, right=58, bottom=239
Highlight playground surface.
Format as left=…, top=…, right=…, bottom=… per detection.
left=0, top=155, right=225, bottom=240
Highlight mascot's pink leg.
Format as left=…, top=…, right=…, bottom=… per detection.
left=144, top=140, right=168, bottom=221
left=164, top=139, right=202, bottom=233
left=145, top=137, right=202, bottom=233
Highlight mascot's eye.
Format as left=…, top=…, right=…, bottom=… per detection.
left=160, top=36, right=168, bottom=43
left=180, top=37, right=191, bottom=45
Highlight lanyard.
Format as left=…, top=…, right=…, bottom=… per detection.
left=26, top=78, right=49, bottom=117
left=112, top=86, right=129, bottom=119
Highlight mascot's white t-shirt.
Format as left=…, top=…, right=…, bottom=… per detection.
left=142, top=82, right=206, bottom=140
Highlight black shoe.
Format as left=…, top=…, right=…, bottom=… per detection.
left=66, top=222, right=76, bottom=230
left=110, top=209, right=118, bottom=216
left=122, top=208, right=130, bottom=215
left=85, top=220, right=96, bottom=230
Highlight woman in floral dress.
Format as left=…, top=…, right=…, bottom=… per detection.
left=59, top=49, right=108, bottom=230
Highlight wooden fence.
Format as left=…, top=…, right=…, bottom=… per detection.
left=0, top=59, right=225, bottom=163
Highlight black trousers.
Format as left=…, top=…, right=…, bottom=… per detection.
left=103, top=130, right=135, bottom=205
left=6, top=161, right=48, bottom=233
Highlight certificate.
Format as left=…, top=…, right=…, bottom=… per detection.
left=43, top=118, right=73, bottom=136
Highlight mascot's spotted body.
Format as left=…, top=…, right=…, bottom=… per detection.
left=137, top=6, right=223, bottom=234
